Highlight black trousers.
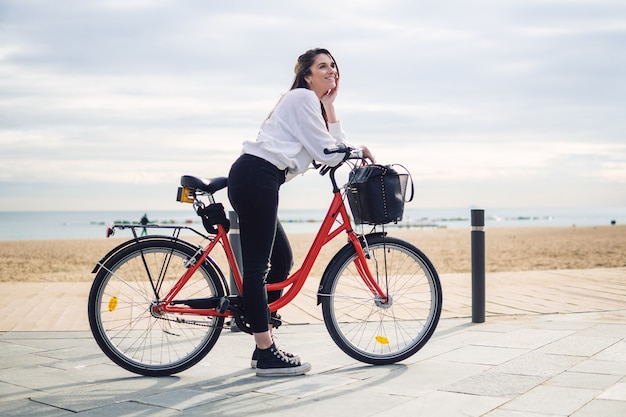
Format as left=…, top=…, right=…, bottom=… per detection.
left=227, top=154, right=293, bottom=333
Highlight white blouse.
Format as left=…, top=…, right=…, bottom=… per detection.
left=241, top=88, right=350, bottom=181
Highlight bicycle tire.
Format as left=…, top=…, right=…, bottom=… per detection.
left=88, top=238, right=226, bottom=376
left=320, top=235, right=442, bottom=365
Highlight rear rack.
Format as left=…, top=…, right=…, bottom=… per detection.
left=106, top=223, right=211, bottom=240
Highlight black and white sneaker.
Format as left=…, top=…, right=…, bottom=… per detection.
left=255, top=343, right=311, bottom=377
left=251, top=346, right=300, bottom=368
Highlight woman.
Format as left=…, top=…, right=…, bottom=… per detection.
left=227, top=48, right=375, bottom=377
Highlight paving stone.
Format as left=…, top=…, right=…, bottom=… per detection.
left=0, top=365, right=84, bottom=392
left=500, top=385, right=600, bottom=415
left=138, top=388, right=228, bottom=410
left=432, top=327, right=505, bottom=349
left=539, top=335, right=621, bottom=357
left=593, top=340, right=626, bottom=362
left=60, top=362, right=133, bottom=384
left=231, top=390, right=414, bottom=417
left=437, top=345, right=528, bottom=366
left=256, top=374, right=354, bottom=399
left=197, top=371, right=284, bottom=397
left=194, top=391, right=307, bottom=416
left=546, top=371, right=622, bottom=390
left=443, top=372, right=546, bottom=397
left=494, top=351, right=585, bottom=377
left=0, top=340, right=41, bottom=355
left=0, top=349, right=53, bottom=369
left=527, top=319, right=594, bottom=332
left=369, top=360, right=489, bottom=397
left=379, top=390, right=507, bottom=417
left=569, top=359, right=626, bottom=376
left=598, top=382, right=626, bottom=401
left=0, top=398, right=73, bottom=417
left=473, top=328, right=575, bottom=350
left=0, top=381, right=35, bottom=403
left=570, top=399, right=626, bottom=417
left=70, top=401, right=176, bottom=417
left=484, top=409, right=558, bottom=416
left=318, top=361, right=402, bottom=381
left=30, top=376, right=164, bottom=412
left=578, top=323, right=626, bottom=338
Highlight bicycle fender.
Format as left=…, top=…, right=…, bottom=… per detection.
left=316, top=232, right=386, bottom=305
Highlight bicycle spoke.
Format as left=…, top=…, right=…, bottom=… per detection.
left=96, top=261, right=153, bottom=303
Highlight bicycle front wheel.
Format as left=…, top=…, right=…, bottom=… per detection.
left=320, top=235, right=442, bottom=365
left=88, top=238, right=226, bottom=376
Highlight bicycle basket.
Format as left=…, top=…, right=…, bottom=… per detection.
left=345, top=164, right=412, bottom=225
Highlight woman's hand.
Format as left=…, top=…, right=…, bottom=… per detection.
left=321, top=87, right=338, bottom=106
left=360, top=145, right=376, bottom=164
left=320, top=77, right=339, bottom=105
left=320, top=78, right=339, bottom=123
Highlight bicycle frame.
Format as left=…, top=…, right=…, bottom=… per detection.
left=157, top=177, right=387, bottom=319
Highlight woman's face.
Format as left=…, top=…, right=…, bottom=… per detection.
left=305, top=53, right=338, bottom=98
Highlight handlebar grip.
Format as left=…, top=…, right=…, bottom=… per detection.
left=324, top=144, right=349, bottom=154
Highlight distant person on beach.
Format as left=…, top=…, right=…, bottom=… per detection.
left=227, top=48, right=375, bottom=376
left=140, top=213, right=150, bottom=236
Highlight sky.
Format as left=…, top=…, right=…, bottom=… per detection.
left=1, top=0, right=625, bottom=212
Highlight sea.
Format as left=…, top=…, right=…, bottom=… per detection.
left=0, top=206, right=624, bottom=241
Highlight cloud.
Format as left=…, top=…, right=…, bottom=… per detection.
left=1, top=0, right=625, bottom=211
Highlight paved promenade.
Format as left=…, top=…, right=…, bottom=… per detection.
left=1, top=268, right=625, bottom=416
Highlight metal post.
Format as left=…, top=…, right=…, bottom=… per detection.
left=471, top=209, right=486, bottom=323
left=228, top=211, right=243, bottom=294
left=228, top=211, right=243, bottom=331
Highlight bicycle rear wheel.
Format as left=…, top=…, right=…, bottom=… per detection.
left=88, top=238, right=226, bottom=376
left=320, top=235, right=442, bottom=365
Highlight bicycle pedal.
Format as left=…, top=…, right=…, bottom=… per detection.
left=217, top=297, right=230, bottom=314
left=226, top=295, right=244, bottom=314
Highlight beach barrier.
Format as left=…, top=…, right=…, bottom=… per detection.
left=472, top=209, right=486, bottom=323
left=228, top=211, right=243, bottom=331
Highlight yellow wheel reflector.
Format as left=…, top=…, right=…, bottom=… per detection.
left=375, top=335, right=389, bottom=345
left=108, top=297, right=118, bottom=312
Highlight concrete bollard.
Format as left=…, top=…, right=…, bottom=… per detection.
left=471, top=209, right=486, bottom=323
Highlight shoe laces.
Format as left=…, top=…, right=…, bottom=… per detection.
left=271, top=344, right=300, bottom=365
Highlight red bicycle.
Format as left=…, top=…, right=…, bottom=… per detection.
left=88, top=148, right=442, bottom=376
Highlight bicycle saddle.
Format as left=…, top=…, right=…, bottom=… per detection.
left=180, top=175, right=228, bottom=194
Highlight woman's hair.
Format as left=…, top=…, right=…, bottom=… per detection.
left=290, top=48, right=339, bottom=90
left=290, top=48, right=339, bottom=126
left=265, top=48, right=339, bottom=125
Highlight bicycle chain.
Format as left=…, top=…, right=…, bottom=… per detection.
left=151, top=297, right=252, bottom=333
left=154, top=307, right=250, bottom=332
left=156, top=314, right=233, bottom=329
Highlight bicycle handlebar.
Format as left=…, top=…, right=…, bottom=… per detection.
left=323, top=144, right=364, bottom=160
left=323, top=143, right=348, bottom=155
left=321, top=144, right=367, bottom=192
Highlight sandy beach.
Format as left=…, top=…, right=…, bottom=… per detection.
left=1, top=225, right=624, bottom=283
